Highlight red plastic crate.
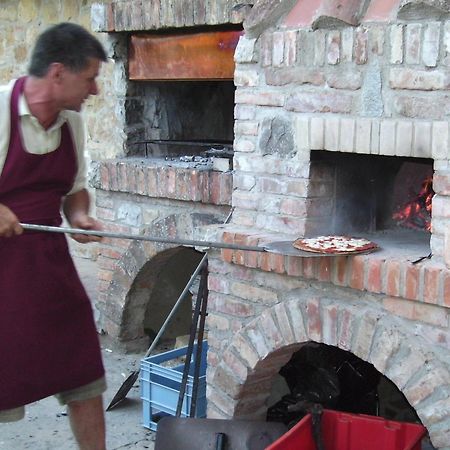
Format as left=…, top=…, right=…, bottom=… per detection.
left=265, top=409, right=427, bottom=450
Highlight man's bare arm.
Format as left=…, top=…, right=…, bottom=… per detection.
left=62, top=189, right=102, bottom=243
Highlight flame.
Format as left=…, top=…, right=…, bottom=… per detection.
left=392, top=176, right=434, bottom=232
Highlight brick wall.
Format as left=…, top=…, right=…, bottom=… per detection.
left=231, top=21, right=450, bottom=259
left=206, top=2, right=450, bottom=448
left=85, top=2, right=450, bottom=446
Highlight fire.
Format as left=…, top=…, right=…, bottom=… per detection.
left=392, top=176, right=434, bottom=232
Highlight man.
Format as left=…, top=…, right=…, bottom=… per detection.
left=0, top=23, right=108, bottom=450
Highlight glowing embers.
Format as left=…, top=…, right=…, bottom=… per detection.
left=392, top=176, right=434, bottom=232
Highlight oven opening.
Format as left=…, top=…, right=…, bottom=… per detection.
left=126, top=80, right=235, bottom=159
left=267, top=343, right=422, bottom=429
left=309, top=151, right=434, bottom=236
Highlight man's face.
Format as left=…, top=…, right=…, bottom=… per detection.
left=55, top=58, right=101, bottom=112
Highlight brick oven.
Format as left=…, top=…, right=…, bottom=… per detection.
left=91, top=1, right=450, bottom=448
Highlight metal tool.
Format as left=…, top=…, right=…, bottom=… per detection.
left=175, top=260, right=208, bottom=418
left=19, top=223, right=266, bottom=253
left=106, top=254, right=208, bottom=411
left=154, top=417, right=288, bottom=450
left=21, top=224, right=380, bottom=258
left=131, top=139, right=234, bottom=149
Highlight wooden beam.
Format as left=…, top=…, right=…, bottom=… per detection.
left=129, top=30, right=243, bottom=81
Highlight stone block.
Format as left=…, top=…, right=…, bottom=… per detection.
left=423, top=22, right=441, bottom=67
left=285, top=91, right=353, bottom=114
left=396, top=121, right=413, bottom=157
left=413, top=121, right=432, bottom=158
left=389, top=67, right=449, bottom=90
left=390, top=24, right=404, bottom=64
left=379, top=119, right=396, bottom=156
left=272, top=31, right=284, bottom=67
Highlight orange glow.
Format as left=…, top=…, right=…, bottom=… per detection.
left=392, top=176, right=434, bottom=232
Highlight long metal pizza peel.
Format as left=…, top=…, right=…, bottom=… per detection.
left=19, top=223, right=266, bottom=253
left=20, top=223, right=379, bottom=257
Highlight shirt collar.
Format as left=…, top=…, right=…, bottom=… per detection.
left=18, top=93, right=68, bottom=131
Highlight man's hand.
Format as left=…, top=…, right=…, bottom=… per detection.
left=0, top=204, right=23, bottom=237
left=69, top=215, right=103, bottom=244
left=63, top=189, right=103, bottom=244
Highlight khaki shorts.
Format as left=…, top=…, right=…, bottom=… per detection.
left=0, top=376, right=107, bottom=423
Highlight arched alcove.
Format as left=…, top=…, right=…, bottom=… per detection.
left=209, top=297, right=450, bottom=449
left=103, top=239, right=204, bottom=352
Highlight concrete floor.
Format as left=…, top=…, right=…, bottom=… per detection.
left=0, top=256, right=156, bottom=450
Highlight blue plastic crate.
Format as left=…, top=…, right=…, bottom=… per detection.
left=140, top=341, right=208, bottom=431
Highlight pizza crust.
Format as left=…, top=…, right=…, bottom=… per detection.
left=293, top=235, right=378, bottom=254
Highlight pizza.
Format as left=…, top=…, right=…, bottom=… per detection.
left=293, top=235, right=378, bottom=254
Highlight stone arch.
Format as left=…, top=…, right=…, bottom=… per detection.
left=210, top=296, right=450, bottom=449
left=103, top=239, right=202, bottom=351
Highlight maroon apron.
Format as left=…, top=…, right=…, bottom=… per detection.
left=0, top=77, right=104, bottom=410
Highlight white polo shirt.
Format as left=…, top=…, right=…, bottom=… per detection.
left=0, top=79, right=87, bottom=195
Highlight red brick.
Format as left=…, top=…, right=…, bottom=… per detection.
left=222, top=232, right=235, bottom=244
left=213, top=294, right=255, bottom=317
left=99, top=164, right=110, bottom=189
left=125, top=164, right=138, bottom=193
left=259, top=252, right=271, bottom=272
left=405, top=264, right=420, bottom=301
left=269, top=254, right=285, bottom=274
left=366, top=258, right=382, bottom=293
left=333, top=256, right=348, bottom=286
left=338, top=309, right=353, bottom=350
left=175, top=170, right=189, bottom=200
left=386, top=260, right=401, bottom=297
left=286, top=256, right=303, bottom=277
left=349, top=256, right=365, bottom=290
left=244, top=249, right=259, bottom=268
left=108, top=163, right=118, bottom=191
left=444, top=273, right=450, bottom=308
left=221, top=249, right=233, bottom=263
left=423, top=266, right=441, bottom=304
left=233, top=250, right=245, bottom=266
left=318, top=258, right=331, bottom=282
left=389, top=68, right=448, bottom=90
left=354, top=28, right=368, bottom=65
left=265, top=67, right=325, bottom=86
left=146, top=166, right=157, bottom=196
left=209, top=172, right=221, bottom=204
left=234, top=90, right=285, bottom=107
left=200, top=171, right=211, bottom=203
left=134, top=165, right=146, bottom=195
left=302, top=258, right=317, bottom=279
left=285, top=91, right=353, bottom=114
left=306, top=297, right=322, bottom=341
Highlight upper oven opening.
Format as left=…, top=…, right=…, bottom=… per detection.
left=126, top=80, right=235, bottom=158
left=125, top=27, right=242, bottom=160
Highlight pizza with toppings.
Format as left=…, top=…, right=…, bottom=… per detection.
left=293, top=235, right=378, bottom=254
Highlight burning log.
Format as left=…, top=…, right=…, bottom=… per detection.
left=392, top=176, right=434, bottom=232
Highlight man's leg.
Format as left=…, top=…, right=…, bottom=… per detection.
left=57, top=377, right=108, bottom=450
left=0, top=406, right=25, bottom=422
left=68, top=395, right=106, bottom=450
